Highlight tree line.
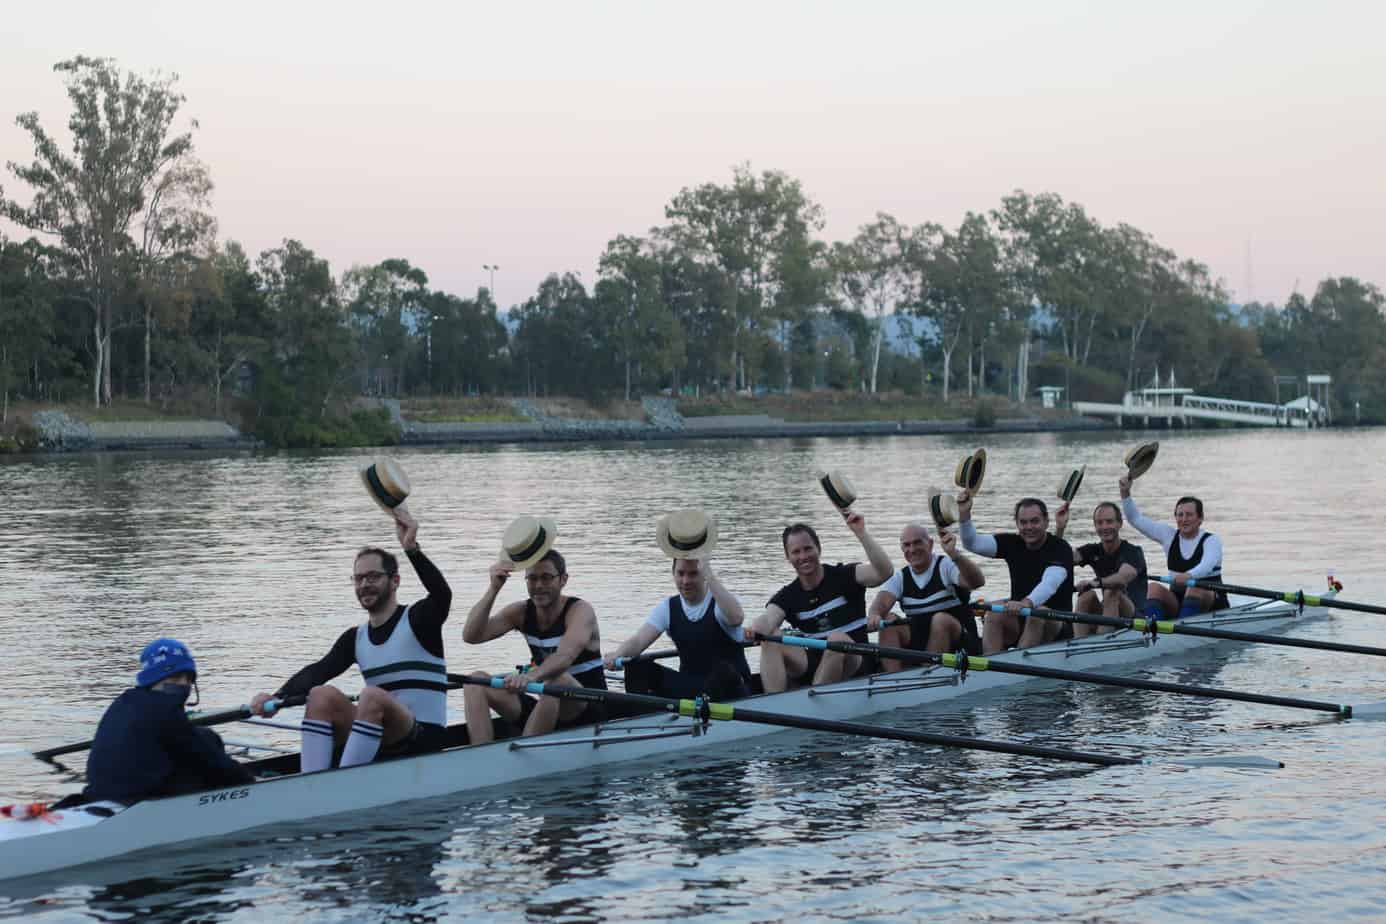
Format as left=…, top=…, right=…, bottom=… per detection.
left=3, top=57, right=1384, bottom=445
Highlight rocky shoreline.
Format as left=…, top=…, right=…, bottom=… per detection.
left=22, top=399, right=1111, bottom=454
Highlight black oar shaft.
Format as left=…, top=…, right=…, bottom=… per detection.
left=765, top=634, right=1350, bottom=717
left=454, top=674, right=1136, bottom=767
left=32, top=695, right=309, bottom=762
left=987, top=601, right=1386, bottom=659
left=1156, top=576, right=1386, bottom=617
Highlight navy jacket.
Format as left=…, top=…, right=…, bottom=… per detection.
left=81, top=686, right=254, bottom=804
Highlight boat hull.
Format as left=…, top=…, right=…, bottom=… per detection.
left=0, top=597, right=1326, bottom=882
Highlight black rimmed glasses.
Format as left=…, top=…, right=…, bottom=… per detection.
left=352, top=570, right=393, bottom=585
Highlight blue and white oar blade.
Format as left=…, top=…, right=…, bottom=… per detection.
left=1167, top=755, right=1284, bottom=769
left=1348, top=702, right=1386, bottom=721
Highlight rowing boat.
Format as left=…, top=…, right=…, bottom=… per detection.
left=0, top=595, right=1329, bottom=881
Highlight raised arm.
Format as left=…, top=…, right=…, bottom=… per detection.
left=463, top=563, right=523, bottom=644
left=939, top=531, right=986, bottom=592
left=844, top=509, right=893, bottom=587
left=957, top=490, right=999, bottom=558
left=1119, top=476, right=1174, bottom=548
left=704, top=561, right=745, bottom=626
left=398, top=510, right=451, bottom=618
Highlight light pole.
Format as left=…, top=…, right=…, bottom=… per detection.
left=426, top=313, right=442, bottom=392
left=482, top=264, right=499, bottom=298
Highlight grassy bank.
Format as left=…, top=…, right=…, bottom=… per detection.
left=675, top=390, right=1062, bottom=423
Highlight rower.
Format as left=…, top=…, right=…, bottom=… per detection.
left=1055, top=500, right=1149, bottom=634
left=959, top=492, right=1075, bottom=653
left=605, top=509, right=751, bottom=700
left=745, top=471, right=894, bottom=692
left=461, top=517, right=606, bottom=743
left=249, top=506, right=453, bottom=771
left=1119, top=474, right=1227, bottom=619
left=70, top=639, right=254, bottom=806
left=869, top=522, right=986, bottom=671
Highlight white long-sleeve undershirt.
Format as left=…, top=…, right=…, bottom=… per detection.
left=960, top=519, right=1067, bottom=606
left=1121, top=496, right=1223, bottom=579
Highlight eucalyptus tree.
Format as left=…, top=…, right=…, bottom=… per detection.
left=661, top=165, right=824, bottom=391
left=0, top=235, right=59, bottom=420
left=424, top=289, right=508, bottom=396
left=831, top=213, right=912, bottom=393
left=342, top=258, right=429, bottom=396
left=184, top=241, right=269, bottom=415
left=596, top=235, right=684, bottom=400
left=2, top=57, right=202, bottom=406
left=253, top=240, right=351, bottom=437
left=509, top=273, right=594, bottom=396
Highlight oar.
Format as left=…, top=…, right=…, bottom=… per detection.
left=977, top=599, right=1386, bottom=660
left=28, top=695, right=308, bottom=763
left=1155, top=576, right=1386, bottom=617
left=453, top=674, right=1281, bottom=769
left=612, top=618, right=909, bottom=668
left=766, top=630, right=1385, bottom=720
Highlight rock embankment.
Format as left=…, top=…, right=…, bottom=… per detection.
left=31, top=411, right=256, bottom=452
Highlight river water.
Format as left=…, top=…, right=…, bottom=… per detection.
left=2, top=428, right=1385, bottom=921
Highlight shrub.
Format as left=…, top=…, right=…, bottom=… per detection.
left=973, top=400, right=997, bottom=428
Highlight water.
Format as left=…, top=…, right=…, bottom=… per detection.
left=2, top=428, right=1385, bottom=921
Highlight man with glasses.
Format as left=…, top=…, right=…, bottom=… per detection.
left=249, top=508, right=453, bottom=772
left=461, top=549, right=606, bottom=744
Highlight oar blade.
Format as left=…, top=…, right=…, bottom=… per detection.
left=1347, top=703, right=1386, bottom=721
left=1168, top=755, right=1284, bottom=769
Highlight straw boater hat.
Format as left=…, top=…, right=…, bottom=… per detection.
left=655, top=508, right=719, bottom=559
left=1124, top=441, right=1159, bottom=480
left=954, top=448, right=987, bottom=494
left=499, top=515, right=559, bottom=569
left=927, top=490, right=959, bottom=530
left=360, top=459, right=411, bottom=514
left=1057, top=465, right=1086, bottom=503
left=817, top=470, right=858, bottom=510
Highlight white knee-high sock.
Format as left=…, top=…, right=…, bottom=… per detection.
left=300, top=719, right=336, bottom=773
left=340, top=720, right=384, bottom=768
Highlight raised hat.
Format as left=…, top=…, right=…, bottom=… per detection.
left=1057, top=466, right=1086, bottom=503
left=1124, top=441, right=1159, bottom=480
left=500, top=515, right=559, bottom=569
left=928, top=490, right=959, bottom=529
left=953, top=448, right=987, bottom=494
left=136, top=638, right=197, bottom=687
left=360, top=459, right=411, bottom=513
left=655, top=508, right=719, bottom=559
left=817, top=470, right=857, bottom=510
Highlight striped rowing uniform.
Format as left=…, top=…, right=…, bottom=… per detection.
left=1121, top=496, right=1228, bottom=607
left=768, top=562, right=870, bottom=642
left=523, top=596, right=608, bottom=691
left=881, top=555, right=981, bottom=651
left=274, top=548, right=452, bottom=729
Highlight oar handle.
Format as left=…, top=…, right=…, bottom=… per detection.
left=610, top=618, right=909, bottom=669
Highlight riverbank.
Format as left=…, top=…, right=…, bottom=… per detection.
left=3, top=394, right=1109, bottom=454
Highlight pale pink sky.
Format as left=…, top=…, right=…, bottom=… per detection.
left=2, top=1, right=1382, bottom=310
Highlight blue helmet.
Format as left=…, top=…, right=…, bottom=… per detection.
left=136, top=638, right=198, bottom=687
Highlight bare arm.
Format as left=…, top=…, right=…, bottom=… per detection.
left=463, top=563, right=522, bottom=644
left=704, top=562, right=745, bottom=626
left=867, top=589, right=899, bottom=631
left=843, top=510, right=893, bottom=587
left=606, top=622, right=663, bottom=668
left=746, top=603, right=787, bottom=641
left=940, top=532, right=986, bottom=592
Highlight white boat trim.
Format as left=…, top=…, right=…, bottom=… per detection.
left=0, top=596, right=1330, bottom=882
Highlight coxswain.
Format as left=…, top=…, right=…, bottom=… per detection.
left=1119, top=474, right=1227, bottom=618
left=462, top=516, right=606, bottom=743
left=605, top=509, right=751, bottom=700
left=959, top=492, right=1075, bottom=653
left=249, top=508, right=452, bottom=771
left=868, top=523, right=986, bottom=671
left=71, top=639, right=254, bottom=805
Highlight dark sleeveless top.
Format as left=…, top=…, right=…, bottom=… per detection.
left=1168, top=533, right=1222, bottom=581
left=667, top=595, right=752, bottom=684
left=522, top=597, right=607, bottom=690
left=898, top=562, right=979, bottom=638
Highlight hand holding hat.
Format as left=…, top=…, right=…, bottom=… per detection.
left=1124, top=442, right=1159, bottom=480
left=954, top=448, right=987, bottom=494
left=656, top=509, right=718, bottom=559
left=361, top=459, right=411, bottom=515
left=500, top=514, right=558, bottom=569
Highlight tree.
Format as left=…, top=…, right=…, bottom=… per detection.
left=2, top=56, right=200, bottom=405
left=342, top=258, right=429, bottom=397
left=661, top=165, right=825, bottom=391
left=596, top=235, right=683, bottom=400
left=831, top=214, right=911, bottom=393
left=0, top=235, right=59, bottom=420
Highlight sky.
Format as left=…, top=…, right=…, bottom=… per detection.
left=1, top=1, right=1382, bottom=311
